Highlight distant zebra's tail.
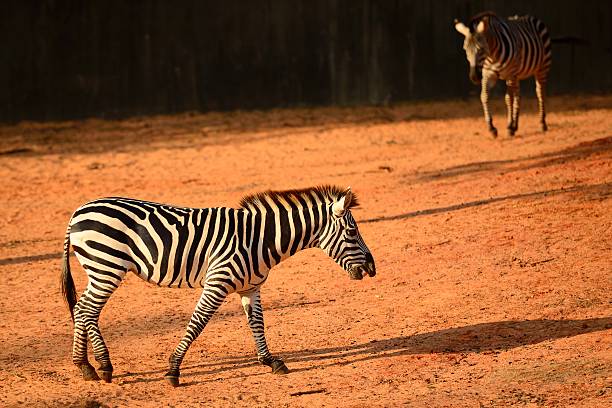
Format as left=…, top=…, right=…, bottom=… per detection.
left=60, top=224, right=77, bottom=323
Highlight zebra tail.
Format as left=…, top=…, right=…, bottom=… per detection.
left=60, top=224, right=77, bottom=323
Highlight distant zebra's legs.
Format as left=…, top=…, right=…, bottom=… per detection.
left=504, top=82, right=514, bottom=134
left=165, top=285, right=226, bottom=387
left=481, top=75, right=497, bottom=137
left=505, top=79, right=520, bottom=135
left=241, top=289, right=289, bottom=374
left=535, top=75, right=548, bottom=131
left=512, top=81, right=521, bottom=134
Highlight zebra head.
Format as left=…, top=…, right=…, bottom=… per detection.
left=318, top=188, right=376, bottom=280
left=454, top=18, right=489, bottom=84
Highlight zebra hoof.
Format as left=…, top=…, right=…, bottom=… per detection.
left=100, top=370, right=113, bottom=383
left=541, top=124, right=548, bottom=132
left=490, top=127, right=498, bottom=138
left=79, top=363, right=101, bottom=381
left=271, top=360, right=290, bottom=375
left=164, top=375, right=180, bottom=387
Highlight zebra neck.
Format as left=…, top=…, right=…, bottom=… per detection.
left=246, top=200, right=329, bottom=270
left=485, top=20, right=508, bottom=63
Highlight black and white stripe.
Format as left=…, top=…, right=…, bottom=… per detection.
left=61, top=185, right=375, bottom=386
left=454, top=12, right=552, bottom=136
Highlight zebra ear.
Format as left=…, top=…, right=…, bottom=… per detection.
left=454, top=20, right=470, bottom=37
left=476, top=18, right=488, bottom=33
left=332, top=189, right=353, bottom=217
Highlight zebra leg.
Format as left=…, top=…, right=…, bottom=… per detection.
left=80, top=277, right=122, bottom=383
left=165, top=285, right=226, bottom=387
left=506, top=80, right=520, bottom=136
left=480, top=76, right=497, bottom=137
left=536, top=75, right=548, bottom=132
left=72, top=293, right=101, bottom=381
left=504, top=82, right=514, bottom=135
left=240, top=289, right=289, bottom=375
left=512, top=81, right=521, bottom=134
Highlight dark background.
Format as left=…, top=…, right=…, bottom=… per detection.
left=1, top=0, right=610, bottom=122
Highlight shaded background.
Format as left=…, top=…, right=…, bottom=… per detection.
left=1, top=0, right=610, bottom=122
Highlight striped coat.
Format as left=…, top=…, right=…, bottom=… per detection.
left=61, top=185, right=375, bottom=386
left=455, top=12, right=552, bottom=136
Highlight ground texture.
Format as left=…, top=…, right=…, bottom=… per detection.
left=0, top=95, right=611, bottom=407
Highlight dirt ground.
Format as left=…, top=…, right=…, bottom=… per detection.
left=0, top=95, right=610, bottom=407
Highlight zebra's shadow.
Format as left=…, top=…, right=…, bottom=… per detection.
left=117, top=317, right=611, bottom=386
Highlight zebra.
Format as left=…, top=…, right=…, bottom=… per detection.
left=60, top=185, right=376, bottom=387
left=454, top=11, right=552, bottom=137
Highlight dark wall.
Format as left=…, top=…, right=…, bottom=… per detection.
left=1, top=0, right=610, bottom=122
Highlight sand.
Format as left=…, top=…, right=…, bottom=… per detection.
left=0, top=95, right=610, bottom=407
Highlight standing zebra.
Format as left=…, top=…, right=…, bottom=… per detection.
left=61, top=185, right=375, bottom=387
left=454, top=12, right=552, bottom=136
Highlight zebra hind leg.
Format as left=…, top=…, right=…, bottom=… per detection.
left=72, top=298, right=101, bottom=381
left=76, top=265, right=125, bottom=383
left=165, top=284, right=227, bottom=387
left=241, top=289, right=289, bottom=375
left=505, top=80, right=520, bottom=136
left=504, top=86, right=515, bottom=135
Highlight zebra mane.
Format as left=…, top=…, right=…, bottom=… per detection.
left=468, top=11, right=499, bottom=31
left=238, top=185, right=359, bottom=209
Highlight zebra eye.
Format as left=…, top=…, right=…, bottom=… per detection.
left=346, top=228, right=358, bottom=237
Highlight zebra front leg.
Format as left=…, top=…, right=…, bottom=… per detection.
left=480, top=76, right=497, bottom=137
left=536, top=75, right=548, bottom=132
left=504, top=83, right=514, bottom=134
left=165, top=285, right=227, bottom=387
left=241, top=289, right=289, bottom=374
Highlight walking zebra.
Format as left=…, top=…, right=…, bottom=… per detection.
left=61, top=185, right=375, bottom=386
left=454, top=12, right=552, bottom=136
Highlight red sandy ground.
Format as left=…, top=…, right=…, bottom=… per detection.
left=0, top=95, right=610, bottom=407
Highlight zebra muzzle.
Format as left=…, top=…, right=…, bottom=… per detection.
left=348, top=262, right=376, bottom=280
left=349, top=267, right=364, bottom=280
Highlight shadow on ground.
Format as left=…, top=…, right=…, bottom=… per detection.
left=118, top=317, right=611, bottom=385
left=413, top=135, right=612, bottom=184
left=362, top=181, right=612, bottom=224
